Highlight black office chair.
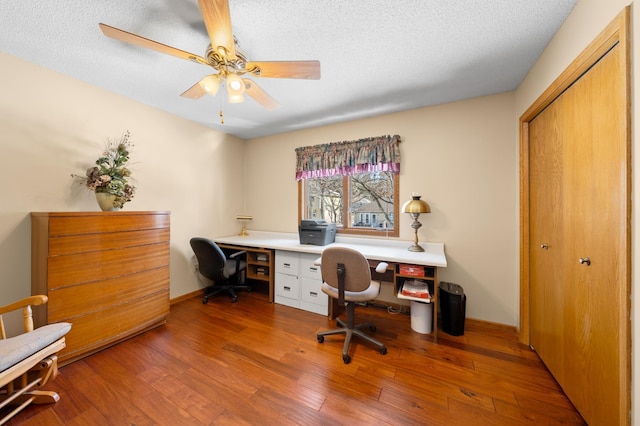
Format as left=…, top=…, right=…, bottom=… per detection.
left=190, top=237, right=250, bottom=303
left=316, top=247, right=388, bottom=364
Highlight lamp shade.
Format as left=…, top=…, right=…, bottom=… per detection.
left=200, top=74, right=220, bottom=96
left=402, top=195, right=431, bottom=214
left=226, top=74, right=245, bottom=96
left=227, top=93, right=245, bottom=103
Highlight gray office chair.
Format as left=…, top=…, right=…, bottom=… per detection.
left=316, top=247, right=388, bottom=364
left=190, top=237, right=249, bottom=303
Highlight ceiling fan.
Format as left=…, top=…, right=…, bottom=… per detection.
left=99, top=0, right=320, bottom=113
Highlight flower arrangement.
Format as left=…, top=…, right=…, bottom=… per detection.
left=73, top=131, right=136, bottom=209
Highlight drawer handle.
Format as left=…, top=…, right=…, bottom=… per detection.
left=310, top=291, right=318, bottom=297
left=284, top=286, right=291, bottom=291
left=309, top=267, right=318, bottom=272
left=283, top=263, right=291, bottom=267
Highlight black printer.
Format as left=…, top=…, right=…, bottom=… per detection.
left=298, top=220, right=336, bottom=246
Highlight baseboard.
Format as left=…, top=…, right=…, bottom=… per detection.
left=463, top=317, right=517, bottom=333
left=170, top=289, right=204, bottom=305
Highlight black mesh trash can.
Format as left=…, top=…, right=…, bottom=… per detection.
left=439, top=281, right=466, bottom=336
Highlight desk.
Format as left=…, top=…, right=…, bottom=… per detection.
left=214, top=231, right=447, bottom=340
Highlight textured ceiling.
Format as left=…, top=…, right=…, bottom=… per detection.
left=1, top=0, right=578, bottom=139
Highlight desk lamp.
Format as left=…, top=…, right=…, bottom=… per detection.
left=402, top=194, right=431, bottom=252
left=236, top=215, right=253, bottom=236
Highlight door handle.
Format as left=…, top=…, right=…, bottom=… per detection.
left=540, top=243, right=549, bottom=250
left=578, top=257, right=591, bottom=266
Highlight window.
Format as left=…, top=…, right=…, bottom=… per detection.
left=296, top=134, right=401, bottom=237
left=299, top=171, right=399, bottom=237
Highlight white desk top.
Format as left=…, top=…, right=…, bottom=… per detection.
left=213, top=231, right=447, bottom=268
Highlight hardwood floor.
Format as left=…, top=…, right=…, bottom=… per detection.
left=7, top=289, right=585, bottom=425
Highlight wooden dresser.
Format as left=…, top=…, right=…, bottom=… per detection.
left=31, top=211, right=170, bottom=365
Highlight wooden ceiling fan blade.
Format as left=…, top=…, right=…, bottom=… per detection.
left=246, top=61, right=321, bottom=79
left=243, top=79, right=279, bottom=110
left=180, top=80, right=207, bottom=99
left=197, top=0, right=236, bottom=59
left=181, top=74, right=222, bottom=99
left=99, top=23, right=208, bottom=65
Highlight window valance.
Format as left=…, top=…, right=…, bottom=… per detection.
left=295, top=135, right=401, bottom=181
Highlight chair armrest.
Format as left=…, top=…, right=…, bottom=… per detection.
left=0, top=295, right=49, bottom=338
left=229, top=250, right=246, bottom=259
left=375, top=262, right=389, bottom=273
left=313, top=257, right=322, bottom=266
left=229, top=250, right=246, bottom=276
left=0, top=295, right=47, bottom=316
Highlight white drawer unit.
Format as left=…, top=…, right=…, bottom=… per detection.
left=274, top=250, right=328, bottom=315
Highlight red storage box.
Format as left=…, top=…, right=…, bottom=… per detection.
left=399, top=264, right=424, bottom=276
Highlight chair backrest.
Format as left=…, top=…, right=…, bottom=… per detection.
left=321, top=247, right=371, bottom=292
left=189, top=238, right=228, bottom=282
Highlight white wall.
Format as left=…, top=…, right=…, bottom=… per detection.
left=0, top=52, right=245, bottom=334
left=244, top=92, right=519, bottom=326
left=515, top=0, right=636, bottom=422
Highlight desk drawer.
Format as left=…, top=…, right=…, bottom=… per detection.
left=299, top=254, right=322, bottom=279
left=275, top=272, right=299, bottom=300
left=275, top=251, right=299, bottom=275
left=300, top=277, right=327, bottom=307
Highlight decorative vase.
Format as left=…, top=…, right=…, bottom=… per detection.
left=95, top=192, right=120, bottom=212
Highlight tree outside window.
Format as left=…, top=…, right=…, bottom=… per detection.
left=301, top=171, right=399, bottom=236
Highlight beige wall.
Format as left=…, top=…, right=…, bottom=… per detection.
left=0, top=52, right=245, bottom=333
left=244, top=92, right=519, bottom=326
left=0, top=51, right=520, bottom=330
left=515, top=0, right=637, bottom=421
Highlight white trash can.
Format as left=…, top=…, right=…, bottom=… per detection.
left=410, top=300, right=433, bottom=334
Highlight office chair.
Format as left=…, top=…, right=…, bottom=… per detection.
left=190, top=237, right=249, bottom=303
left=316, top=247, right=388, bottom=364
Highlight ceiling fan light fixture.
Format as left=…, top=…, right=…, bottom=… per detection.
left=226, top=73, right=245, bottom=96
left=200, top=74, right=220, bottom=95
left=227, top=92, right=245, bottom=103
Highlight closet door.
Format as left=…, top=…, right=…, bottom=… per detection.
left=561, top=44, right=627, bottom=425
left=528, top=43, right=628, bottom=426
left=529, top=95, right=565, bottom=381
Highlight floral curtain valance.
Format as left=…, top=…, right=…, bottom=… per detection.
left=295, top=135, right=401, bottom=181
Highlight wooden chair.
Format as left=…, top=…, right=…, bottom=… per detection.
left=0, top=295, right=71, bottom=424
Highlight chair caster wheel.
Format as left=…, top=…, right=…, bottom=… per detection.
left=342, top=354, right=351, bottom=364
left=317, top=335, right=324, bottom=343
left=370, top=325, right=377, bottom=332
left=379, top=347, right=387, bottom=355
left=231, top=297, right=238, bottom=303
left=202, top=298, right=208, bottom=304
